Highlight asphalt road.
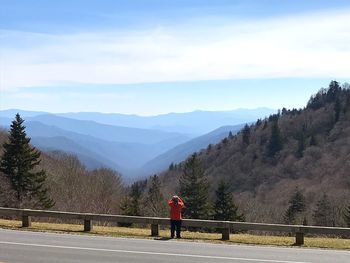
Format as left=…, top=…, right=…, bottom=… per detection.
left=0, top=229, right=349, bottom=263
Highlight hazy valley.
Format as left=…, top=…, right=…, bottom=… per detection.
left=0, top=108, right=274, bottom=179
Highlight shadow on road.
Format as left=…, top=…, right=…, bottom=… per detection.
left=154, top=237, right=173, bottom=241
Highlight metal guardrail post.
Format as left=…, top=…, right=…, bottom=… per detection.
left=151, top=224, right=159, bottom=236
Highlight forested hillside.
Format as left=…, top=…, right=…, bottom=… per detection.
left=148, top=81, right=350, bottom=226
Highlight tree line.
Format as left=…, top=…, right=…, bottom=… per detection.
left=122, top=153, right=350, bottom=227
left=121, top=153, right=244, bottom=222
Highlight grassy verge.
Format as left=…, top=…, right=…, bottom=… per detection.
left=0, top=219, right=349, bottom=250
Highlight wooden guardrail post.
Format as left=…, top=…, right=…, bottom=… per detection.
left=151, top=224, right=159, bottom=236
left=295, top=232, right=304, bottom=245
left=222, top=223, right=230, bottom=240
left=22, top=215, right=31, bottom=227
left=84, top=219, right=93, bottom=232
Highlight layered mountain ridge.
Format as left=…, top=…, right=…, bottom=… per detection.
left=0, top=108, right=274, bottom=178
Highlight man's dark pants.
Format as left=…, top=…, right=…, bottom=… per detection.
left=170, top=220, right=182, bottom=238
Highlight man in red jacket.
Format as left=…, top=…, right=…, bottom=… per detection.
left=168, top=195, right=184, bottom=238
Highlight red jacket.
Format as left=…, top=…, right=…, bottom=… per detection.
left=168, top=198, right=184, bottom=220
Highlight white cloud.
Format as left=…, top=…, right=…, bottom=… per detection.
left=1, top=8, right=350, bottom=91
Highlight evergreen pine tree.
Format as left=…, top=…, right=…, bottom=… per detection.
left=256, top=119, right=262, bottom=127
left=267, top=119, right=282, bottom=157
left=326, top=80, right=341, bottom=102
left=228, top=131, right=234, bottom=139
left=283, top=188, right=306, bottom=224
left=146, top=175, right=166, bottom=217
left=312, top=193, right=334, bottom=226
left=343, top=204, right=350, bottom=227
left=119, top=195, right=133, bottom=226
left=242, top=124, right=250, bottom=145
left=0, top=114, right=54, bottom=209
left=281, top=108, right=288, bottom=115
left=120, top=195, right=132, bottom=215
left=214, top=180, right=244, bottom=221
left=179, top=153, right=210, bottom=219
left=129, top=182, right=142, bottom=216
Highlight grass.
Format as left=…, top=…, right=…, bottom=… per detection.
left=0, top=219, right=349, bottom=250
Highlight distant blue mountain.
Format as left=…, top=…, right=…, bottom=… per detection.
left=57, top=108, right=275, bottom=135
left=0, top=109, right=275, bottom=179
left=0, top=120, right=191, bottom=177
left=26, top=114, right=190, bottom=145
left=0, top=108, right=275, bottom=135
left=0, top=109, right=47, bottom=118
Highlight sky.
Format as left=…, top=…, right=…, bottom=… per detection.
left=1, top=0, right=350, bottom=115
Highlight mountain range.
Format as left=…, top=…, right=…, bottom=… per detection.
left=0, top=108, right=275, bottom=179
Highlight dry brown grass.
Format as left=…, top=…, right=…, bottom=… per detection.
left=0, top=219, right=349, bottom=250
